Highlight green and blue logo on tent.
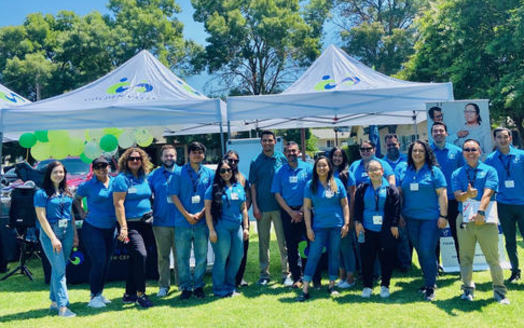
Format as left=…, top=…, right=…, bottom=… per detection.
left=313, top=75, right=361, bottom=91
left=0, top=91, right=27, bottom=104
left=106, top=78, right=154, bottom=95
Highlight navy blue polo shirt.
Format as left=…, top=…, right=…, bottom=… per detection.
left=148, top=166, right=180, bottom=227
left=485, top=147, right=524, bottom=205
left=451, top=162, right=499, bottom=213
left=431, top=142, right=464, bottom=200
left=112, top=172, right=152, bottom=219
left=76, top=176, right=116, bottom=229
left=34, top=190, right=74, bottom=224
left=271, top=160, right=313, bottom=207
left=249, top=151, right=287, bottom=212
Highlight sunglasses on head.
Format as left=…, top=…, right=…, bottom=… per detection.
left=94, top=164, right=108, bottom=169
left=128, top=156, right=142, bottom=162
left=463, top=147, right=478, bottom=152
left=219, top=168, right=232, bottom=174
left=360, top=147, right=373, bottom=152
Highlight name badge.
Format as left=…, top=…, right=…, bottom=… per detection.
left=58, top=219, right=68, bottom=228
left=191, top=195, right=201, bottom=204
left=410, top=183, right=419, bottom=191
left=361, top=172, right=368, bottom=178
left=289, top=176, right=298, bottom=183
left=167, top=196, right=173, bottom=204
left=505, top=180, right=515, bottom=188
left=128, top=187, right=137, bottom=194
left=325, top=190, right=334, bottom=198
left=231, top=192, right=239, bottom=200
left=372, top=215, right=383, bottom=225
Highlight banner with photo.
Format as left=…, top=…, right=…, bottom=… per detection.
left=426, top=100, right=493, bottom=158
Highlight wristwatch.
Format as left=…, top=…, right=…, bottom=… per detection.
left=439, top=214, right=448, bottom=219
left=477, top=210, right=486, bottom=216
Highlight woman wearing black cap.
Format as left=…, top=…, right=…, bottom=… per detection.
left=76, top=156, right=121, bottom=308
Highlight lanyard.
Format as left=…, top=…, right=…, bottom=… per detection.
left=162, top=168, right=173, bottom=182
left=186, top=164, right=202, bottom=193
left=370, top=185, right=383, bottom=211
left=498, top=154, right=512, bottom=178
left=53, top=193, right=67, bottom=218
left=466, top=167, right=478, bottom=186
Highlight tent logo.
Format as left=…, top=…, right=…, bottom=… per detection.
left=176, top=79, right=201, bottom=96
left=106, top=78, right=154, bottom=95
left=313, top=75, right=361, bottom=91
left=0, top=91, right=27, bottom=104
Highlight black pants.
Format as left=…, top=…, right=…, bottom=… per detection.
left=0, top=232, right=6, bottom=272
left=360, top=229, right=397, bottom=288
left=235, top=221, right=250, bottom=286
left=82, top=221, right=115, bottom=296
left=124, top=221, right=152, bottom=295
left=435, top=199, right=460, bottom=265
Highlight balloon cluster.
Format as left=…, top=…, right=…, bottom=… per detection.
left=18, top=128, right=154, bottom=163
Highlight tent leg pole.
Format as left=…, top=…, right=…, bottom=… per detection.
left=220, top=124, right=225, bottom=157
left=227, top=121, right=231, bottom=141
left=301, top=128, right=306, bottom=161
left=0, top=131, right=3, bottom=166
left=413, top=110, right=418, bottom=140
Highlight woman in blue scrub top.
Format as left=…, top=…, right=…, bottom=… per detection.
left=34, top=161, right=78, bottom=317
left=329, top=147, right=357, bottom=289
left=354, top=160, right=400, bottom=298
left=76, top=156, right=119, bottom=309
left=113, top=148, right=154, bottom=308
left=205, top=160, right=249, bottom=297
left=297, top=156, right=350, bottom=301
left=399, top=141, right=448, bottom=301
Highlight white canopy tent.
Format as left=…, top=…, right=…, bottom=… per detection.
left=0, top=83, right=31, bottom=143
left=1, top=50, right=226, bottom=153
left=227, top=45, right=454, bottom=133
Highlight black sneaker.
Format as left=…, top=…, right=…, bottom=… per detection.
left=122, top=293, right=138, bottom=304
left=296, top=292, right=310, bottom=302
left=136, top=294, right=153, bottom=308
left=180, top=290, right=192, bottom=300
left=508, top=270, right=521, bottom=283
left=313, top=281, right=322, bottom=290
left=194, top=287, right=205, bottom=298
left=424, top=287, right=435, bottom=301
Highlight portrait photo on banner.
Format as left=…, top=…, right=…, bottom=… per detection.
left=426, top=100, right=493, bottom=157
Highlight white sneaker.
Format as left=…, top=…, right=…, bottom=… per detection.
left=361, top=287, right=372, bottom=298
left=338, top=281, right=356, bottom=289
left=157, top=287, right=169, bottom=297
left=99, top=294, right=111, bottom=304
left=58, top=307, right=77, bottom=317
left=380, top=286, right=390, bottom=298
left=87, top=295, right=106, bottom=308
left=283, top=276, right=293, bottom=287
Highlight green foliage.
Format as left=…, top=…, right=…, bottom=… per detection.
left=400, top=0, right=524, bottom=142
left=191, top=0, right=330, bottom=95
left=334, top=0, right=427, bottom=75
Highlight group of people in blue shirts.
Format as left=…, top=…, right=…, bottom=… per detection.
left=33, top=124, right=523, bottom=316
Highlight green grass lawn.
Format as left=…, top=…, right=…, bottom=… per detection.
left=1, top=231, right=524, bottom=328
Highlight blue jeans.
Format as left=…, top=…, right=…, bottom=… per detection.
left=81, top=221, right=115, bottom=297
left=340, top=230, right=356, bottom=273
left=39, top=222, right=74, bottom=307
left=303, top=227, right=341, bottom=282
left=211, top=224, right=244, bottom=296
left=397, top=225, right=412, bottom=268
left=174, top=223, right=209, bottom=291
left=406, top=218, right=439, bottom=288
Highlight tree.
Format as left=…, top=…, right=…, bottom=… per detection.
left=400, top=0, right=524, bottom=143
left=333, top=0, right=427, bottom=75
left=191, top=0, right=331, bottom=95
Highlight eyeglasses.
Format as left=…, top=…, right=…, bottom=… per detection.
left=360, top=147, right=373, bottom=152
left=128, top=156, right=142, bottom=162
left=463, top=148, right=478, bottom=152
left=94, top=164, right=108, bottom=170
left=219, top=168, right=232, bottom=174
left=227, top=159, right=239, bottom=164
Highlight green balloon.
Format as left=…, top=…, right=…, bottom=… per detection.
left=68, top=138, right=85, bottom=156
left=80, top=153, right=92, bottom=164
left=50, top=141, right=69, bottom=160
left=31, top=142, right=51, bottom=161
left=19, top=133, right=37, bottom=148
left=34, top=130, right=49, bottom=142
left=48, top=130, right=69, bottom=142
left=100, top=134, right=118, bottom=152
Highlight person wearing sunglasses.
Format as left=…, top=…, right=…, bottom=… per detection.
left=113, top=147, right=154, bottom=308
left=485, top=127, right=524, bottom=283
left=224, top=150, right=251, bottom=287
left=349, top=140, right=395, bottom=186
left=451, top=139, right=509, bottom=304
left=34, top=161, right=79, bottom=317
left=397, top=141, right=448, bottom=301
left=168, top=141, right=214, bottom=299
left=271, top=141, right=313, bottom=288
left=205, top=160, right=249, bottom=297
left=147, top=145, right=180, bottom=298
left=75, top=156, right=118, bottom=309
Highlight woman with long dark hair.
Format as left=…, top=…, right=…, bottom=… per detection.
left=205, top=160, right=249, bottom=297
left=34, top=161, right=78, bottom=317
left=224, top=150, right=251, bottom=287
left=297, top=156, right=350, bottom=301
left=328, top=147, right=357, bottom=289
left=398, top=141, right=448, bottom=301
left=113, top=147, right=154, bottom=308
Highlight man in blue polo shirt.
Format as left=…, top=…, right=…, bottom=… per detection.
left=148, top=145, right=179, bottom=297
left=350, top=140, right=395, bottom=186
left=431, top=122, right=465, bottom=264
left=168, top=141, right=214, bottom=299
left=451, top=139, right=509, bottom=304
left=384, top=134, right=407, bottom=171
left=271, top=141, right=313, bottom=288
left=249, top=130, right=289, bottom=286
left=485, top=127, right=524, bottom=283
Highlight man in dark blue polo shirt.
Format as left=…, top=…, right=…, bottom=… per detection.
left=249, top=130, right=289, bottom=285
left=485, top=127, right=524, bottom=283
left=271, top=141, right=313, bottom=288
left=384, top=133, right=407, bottom=171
